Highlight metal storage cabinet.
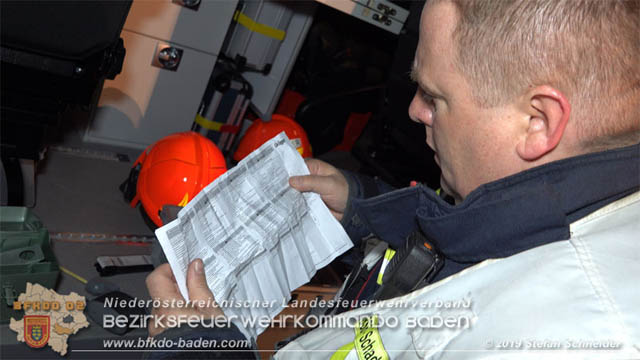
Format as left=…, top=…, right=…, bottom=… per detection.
left=243, top=1, right=316, bottom=120
left=85, top=0, right=238, bottom=149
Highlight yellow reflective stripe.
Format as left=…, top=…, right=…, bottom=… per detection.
left=330, top=342, right=355, bottom=360
left=436, top=188, right=442, bottom=196
left=59, top=266, right=88, bottom=284
left=195, top=114, right=223, bottom=131
left=376, top=248, right=396, bottom=285
left=233, top=10, right=286, bottom=41
left=355, top=315, right=389, bottom=360
left=331, top=316, right=389, bottom=360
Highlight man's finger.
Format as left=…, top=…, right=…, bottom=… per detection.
left=303, top=158, right=324, bottom=175
left=304, top=158, right=336, bottom=176
left=146, top=263, right=184, bottom=302
left=186, top=259, right=215, bottom=304
left=289, top=174, right=337, bottom=196
left=186, top=259, right=224, bottom=317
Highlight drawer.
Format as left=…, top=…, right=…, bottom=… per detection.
left=84, top=30, right=216, bottom=149
left=123, top=0, right=238, bottom=54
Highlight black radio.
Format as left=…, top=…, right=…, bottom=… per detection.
left=374, top=231, right=444, bottom=301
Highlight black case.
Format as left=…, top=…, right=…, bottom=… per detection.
left=1, top=1, right=132, bottom=160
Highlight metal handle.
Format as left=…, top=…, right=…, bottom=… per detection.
left=152, top=44, right=184, bottom=71
left=158, top=47, right=181, bottom=69
left=377, top=3, right=397, bottom=16
left=372, top=13, right=392, bottom=26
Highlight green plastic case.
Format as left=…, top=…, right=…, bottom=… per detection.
left=0, top=207, right=59, bottom=323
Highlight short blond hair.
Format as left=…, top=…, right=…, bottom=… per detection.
left=446, top=0, right=640, bottom=150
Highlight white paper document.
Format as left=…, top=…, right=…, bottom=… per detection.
left=155, top=132, right=353, bottom=338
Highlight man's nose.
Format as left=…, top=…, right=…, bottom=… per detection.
left=408, top=93, right=421, bottom=123
left=408, top=92, right=433, bottom=126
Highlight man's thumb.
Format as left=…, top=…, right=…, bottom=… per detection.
left=289, top=176, right=305, bottom=190
left=187, top=259, right=214, bottom=303
left=289, top=175, right=332, bottom=195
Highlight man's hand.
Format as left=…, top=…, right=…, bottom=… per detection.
left=145, top=259, right=224, bottom=337
left=289, top=158, right=349, bottom=221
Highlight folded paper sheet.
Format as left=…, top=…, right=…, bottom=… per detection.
left=155, top=132, right=353, bottom=338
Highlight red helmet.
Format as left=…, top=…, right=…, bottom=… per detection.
left=233, top=114, right=312, bottom=162
left=125, top=132, right=226, bottom=227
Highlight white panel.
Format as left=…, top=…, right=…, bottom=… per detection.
left=84, top=30, right=216, bottom=149
left=244, top=2, right=316, bottom=120
left=123, top=0, right=238, bottom=55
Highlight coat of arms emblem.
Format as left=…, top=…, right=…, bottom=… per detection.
left=24, top=315, right=50, bottom=348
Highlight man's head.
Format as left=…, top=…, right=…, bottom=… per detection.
left=409, top=0, right=640, bottom=203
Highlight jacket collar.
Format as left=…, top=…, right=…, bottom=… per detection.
left=353, top=143, right=640, bottom=264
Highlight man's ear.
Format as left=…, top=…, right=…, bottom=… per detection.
left=516, top=86, right=571, bottom=161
